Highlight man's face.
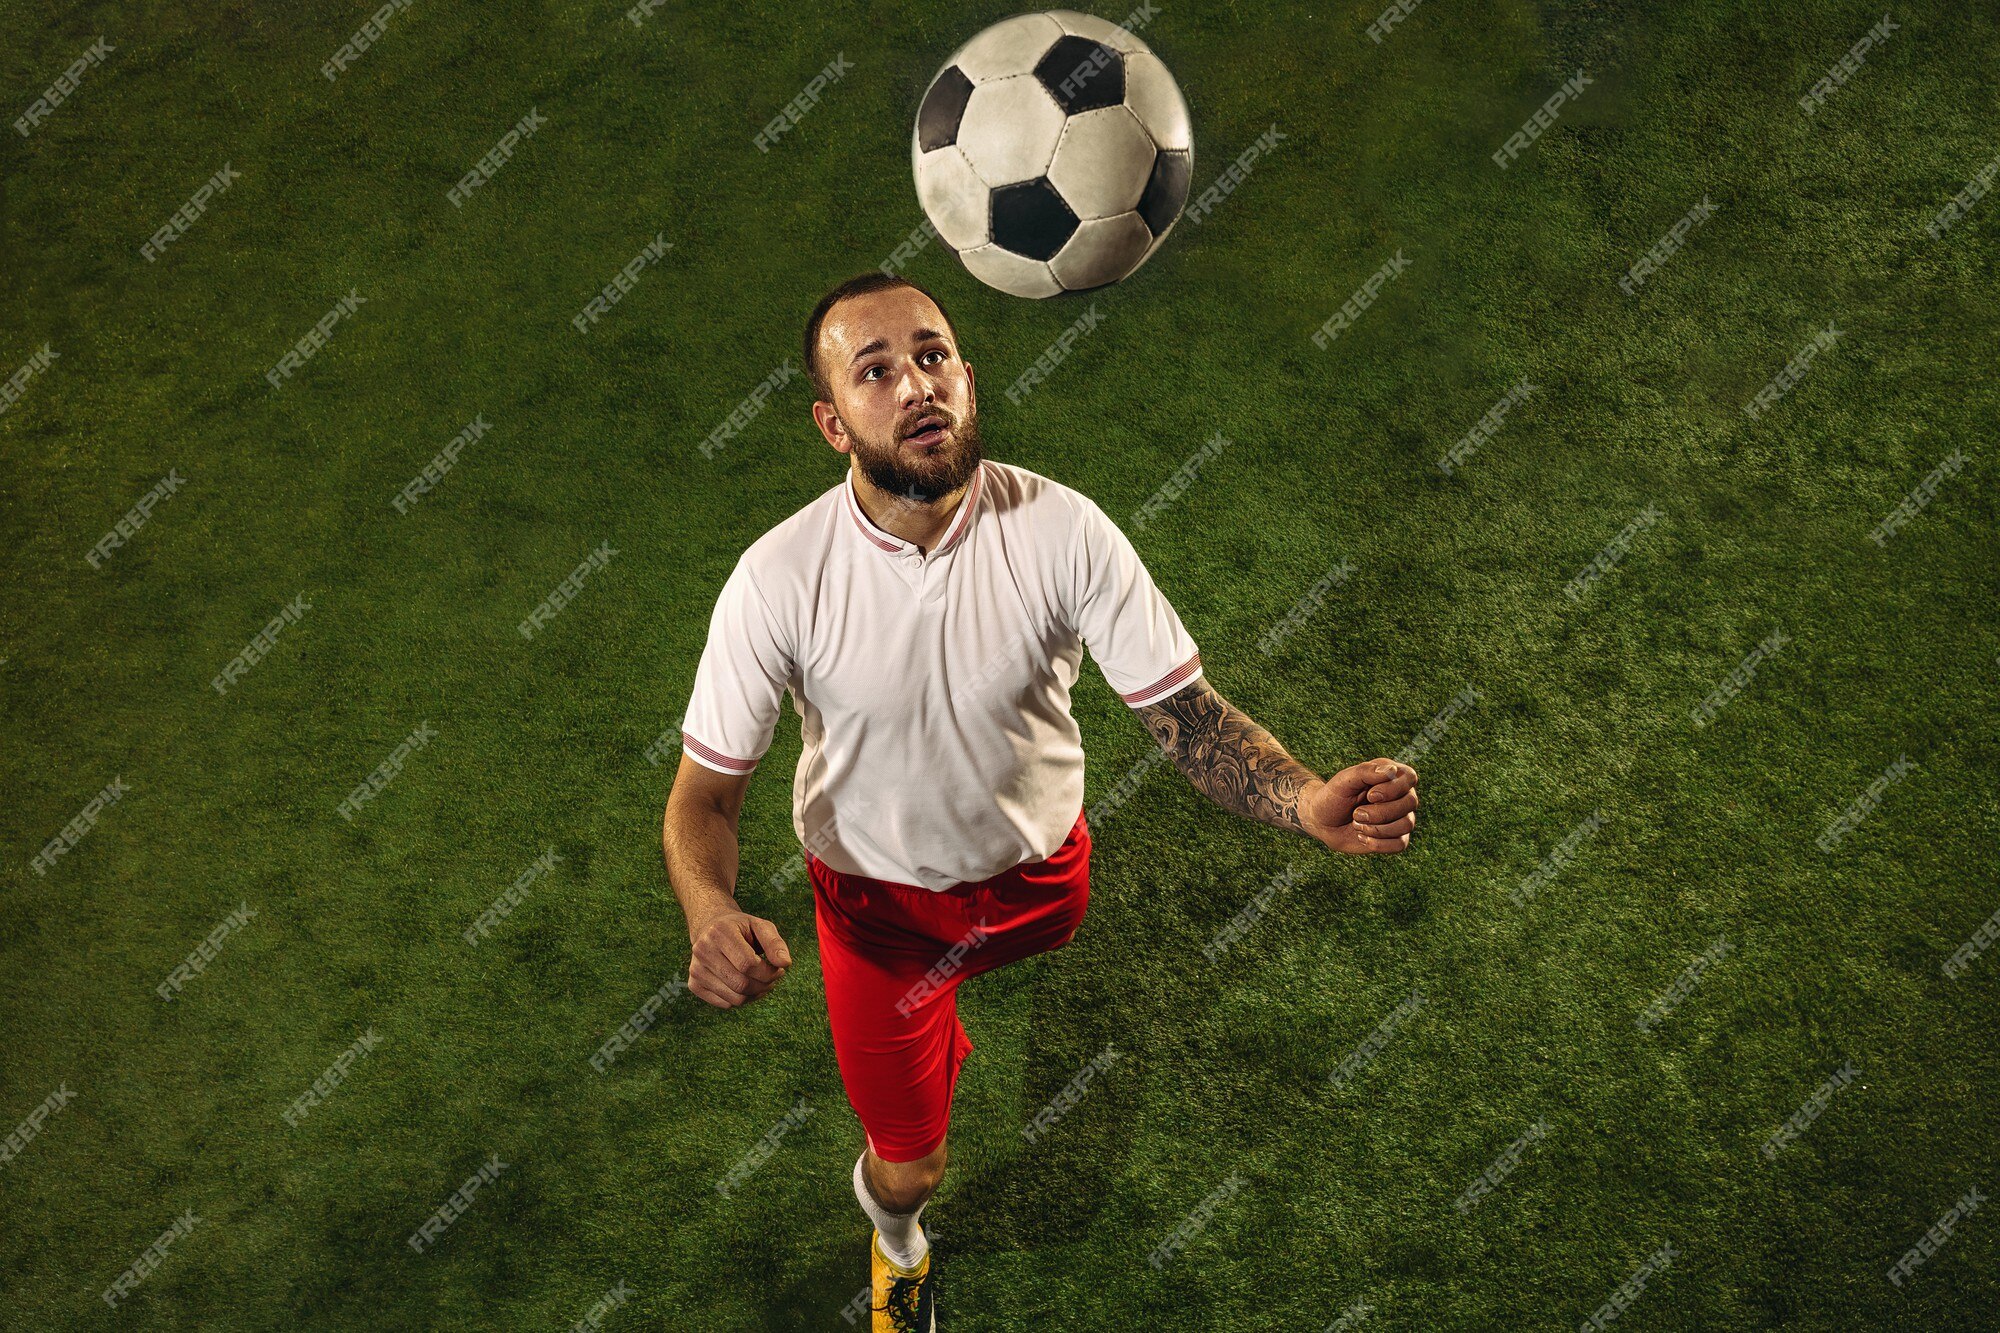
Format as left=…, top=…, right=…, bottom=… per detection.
left=811, top=287, right=981, bottom=503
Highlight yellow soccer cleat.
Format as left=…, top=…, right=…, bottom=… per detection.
left=870, top=1230, right=935, bottom=1332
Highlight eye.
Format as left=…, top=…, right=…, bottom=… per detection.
left=921, top=349, right=948, bottom=367
left=861, top=365, right=885, bottom=381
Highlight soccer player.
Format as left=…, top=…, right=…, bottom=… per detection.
left=662, top=273, right=1420, bottom=1331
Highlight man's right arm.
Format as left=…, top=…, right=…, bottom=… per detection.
left=663, top=753, right=793, bottom=1009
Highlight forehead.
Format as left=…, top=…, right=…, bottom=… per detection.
left=818, top=287, right=955, bottom=367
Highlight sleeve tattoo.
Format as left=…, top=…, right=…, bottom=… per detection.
left=1134, top=678, right=1320, bottom=833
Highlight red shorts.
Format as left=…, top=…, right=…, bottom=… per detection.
left=808, top=808, right=1092, bottom=1163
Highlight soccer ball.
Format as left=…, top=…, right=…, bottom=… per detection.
left=911, top=10, right=1193, bottom=298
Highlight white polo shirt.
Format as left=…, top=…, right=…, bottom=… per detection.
left=680, top=459, right=1201, bottom=891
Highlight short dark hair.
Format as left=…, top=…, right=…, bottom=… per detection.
left=802, top=273, right=958, bottom=402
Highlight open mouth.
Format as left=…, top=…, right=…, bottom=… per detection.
left=903, top=415, right=948, bottom=448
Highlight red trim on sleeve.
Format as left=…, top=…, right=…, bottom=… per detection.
left=681, top=731, right=758, bottom=774
left=1120, top=652, right=1203, bottom=705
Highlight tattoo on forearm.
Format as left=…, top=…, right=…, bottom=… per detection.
left=1136, top=679, right=1317, bottom=832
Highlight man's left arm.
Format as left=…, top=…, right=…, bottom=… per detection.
left=1135, top=677, right=1419, bottom=855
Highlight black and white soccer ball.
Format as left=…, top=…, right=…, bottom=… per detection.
left=912, top=11, right=1193, bottom=298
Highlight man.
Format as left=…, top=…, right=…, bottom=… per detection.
left=662, top=273, right=1420, bottom=1331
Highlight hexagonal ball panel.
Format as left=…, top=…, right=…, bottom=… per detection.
left=1049, top=105, right=1157, bottom=220
left=956, top=76, right=1068, bottom=186
left=946, top=12, right=1065, bottom=83
left=913, top=143, right=991, bottom=251
left=1050, top=212, right=1154, bottom=290
left=1048, top=9, right=1152, bottom=57
left=959, top=243, right=1062, bottom=298
left=1124, top=51, right=1192, bottom=153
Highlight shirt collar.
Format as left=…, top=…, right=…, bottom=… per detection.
left=842, top=462, right=986, bottom=558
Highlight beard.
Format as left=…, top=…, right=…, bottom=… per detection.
left=845, top=404, right=984, bottom=505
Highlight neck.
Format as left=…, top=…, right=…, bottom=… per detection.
left=849, top=462, right=972, bottom=553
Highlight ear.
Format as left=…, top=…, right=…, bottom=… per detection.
left=963, top=360, right=975, bottom=409
left=811, top=398, right=851, bottom=455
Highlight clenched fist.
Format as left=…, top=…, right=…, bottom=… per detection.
left=688, top=909, right=794, bottom=1009
left=1302, top=759, right=1421, bottom=855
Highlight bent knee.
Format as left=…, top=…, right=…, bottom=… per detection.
left=870, top=1142, right=947, bottom=1210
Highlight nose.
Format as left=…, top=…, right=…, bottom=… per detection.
left=896, top=361, right=938, bottom=413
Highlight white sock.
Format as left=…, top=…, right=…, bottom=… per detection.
left=854, top=1152, right=929, bottom=1269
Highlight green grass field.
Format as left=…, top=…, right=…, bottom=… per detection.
left=4, top=1, right=1997, bottom=1327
